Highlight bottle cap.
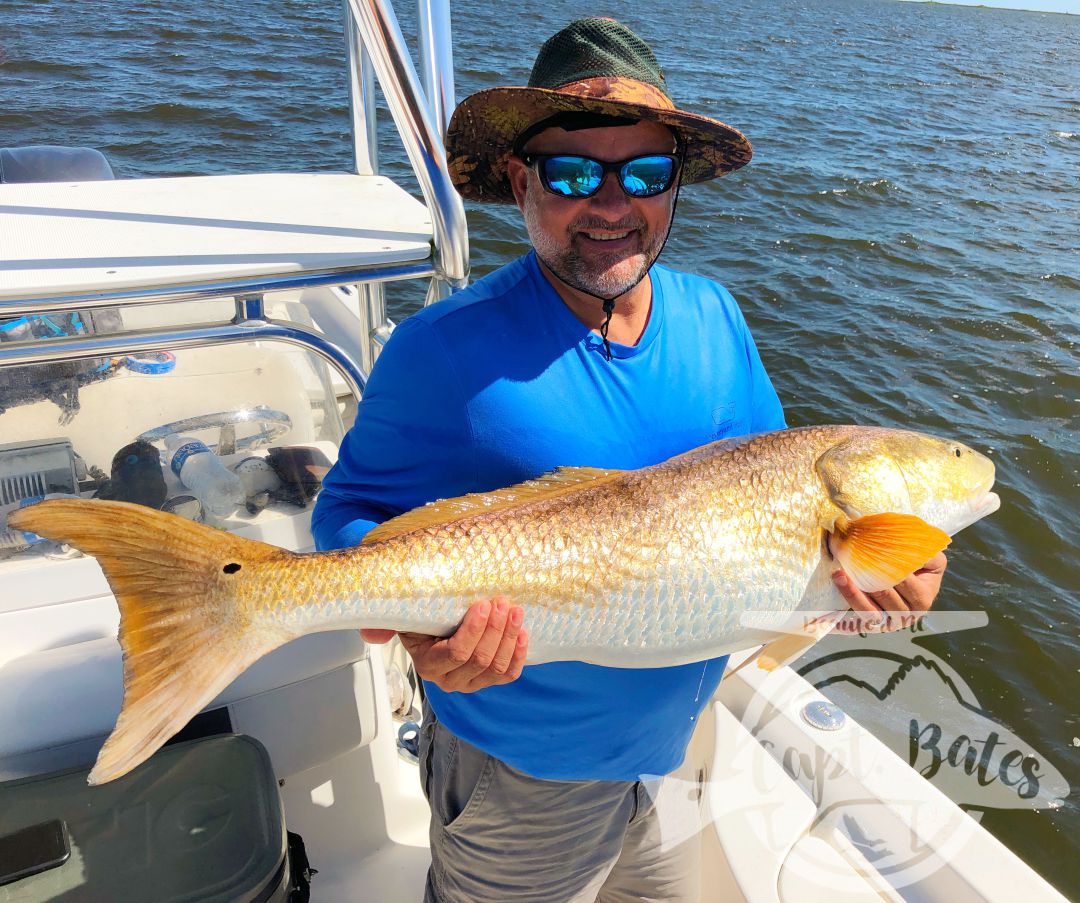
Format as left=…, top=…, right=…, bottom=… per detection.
left=162, top=495, right=204, bottom=522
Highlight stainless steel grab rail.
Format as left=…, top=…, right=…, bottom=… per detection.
left=0, top=298, right=367, bottom=398
left=417, top=0, right=457, bottom=140
left=0, top=261, right=433, bottom=319
left=346, top=0, right=469, bottom=294
left=345, top=0, right=380, bottom=178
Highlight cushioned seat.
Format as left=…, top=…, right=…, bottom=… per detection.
left=0, top=145, right=115, bottom=183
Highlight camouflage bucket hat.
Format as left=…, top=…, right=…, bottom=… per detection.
left=445, top=17, right=753, bottom=203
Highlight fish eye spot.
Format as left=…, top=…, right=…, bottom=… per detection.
left=954, top=448, right=962, bottom=458
left=223, top=563, right=241, bottom=574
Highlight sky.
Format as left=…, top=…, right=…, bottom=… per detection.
left=900, top=0, right=1078, bottom=11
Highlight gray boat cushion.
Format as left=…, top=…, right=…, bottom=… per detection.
left=0, top=145, right=115, bottom=183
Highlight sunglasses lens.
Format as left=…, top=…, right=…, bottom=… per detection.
left=540, top=156, right=604, bottom=197
left=620, top=156, right=676, bottom=197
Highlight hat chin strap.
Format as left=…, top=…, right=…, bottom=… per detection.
left=546, top=140, right=688, bottom=362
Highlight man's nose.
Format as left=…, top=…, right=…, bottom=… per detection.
left=587, top=171, right=632, bottom=216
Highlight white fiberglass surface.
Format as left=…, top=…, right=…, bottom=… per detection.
left=0, top=173, right=433, bottom=299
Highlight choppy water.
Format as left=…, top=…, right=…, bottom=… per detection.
left=1, top=0, right=1077, bottom=893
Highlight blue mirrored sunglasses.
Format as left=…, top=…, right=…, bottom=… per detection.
left=521, top=153, right=680, bottom=199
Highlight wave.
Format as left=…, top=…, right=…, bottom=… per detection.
left=1037, top=273, right=1080, bottom=290
left=814, top=177, right=900, bottom=199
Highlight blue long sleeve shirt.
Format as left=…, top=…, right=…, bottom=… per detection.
left=312, top=251, right=785, bottom=780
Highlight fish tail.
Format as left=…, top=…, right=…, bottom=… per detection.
left=7, top=498, right=293, bottom=784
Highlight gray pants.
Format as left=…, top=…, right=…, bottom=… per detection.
left=418, top=702, right=701, bottom=903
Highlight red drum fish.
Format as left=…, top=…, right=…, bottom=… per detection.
left=8, top=425, right=999, bottom=784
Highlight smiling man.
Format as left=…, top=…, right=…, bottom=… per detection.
left=515, top=118, right=678, bottom=351
left=312, top=17, right=946, bottom=902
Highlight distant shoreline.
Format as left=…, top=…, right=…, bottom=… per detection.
left=897, top=0, right=1077, bottom=13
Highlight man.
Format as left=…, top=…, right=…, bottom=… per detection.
left=312, top=17, right=946, bottom=902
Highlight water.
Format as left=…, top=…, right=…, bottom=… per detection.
left=2, top=0, right=1077, bottom=893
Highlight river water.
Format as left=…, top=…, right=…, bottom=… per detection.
left=1, top=0, right=1077, bottom=894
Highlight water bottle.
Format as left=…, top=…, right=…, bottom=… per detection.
left=164, top=435, right=245, bottom=517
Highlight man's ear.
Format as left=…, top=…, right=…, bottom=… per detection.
left=507, top=155, right=529, bottom=212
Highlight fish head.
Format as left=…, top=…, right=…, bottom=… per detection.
left=816, top=428, right=1000, bottom=535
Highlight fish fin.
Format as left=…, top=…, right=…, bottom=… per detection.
left=7, top=499, right=294, bottom=784
left=362, top=466, right=624, bottom=544
left=831, top=513, right=951, bottom=594
left=723, top=613, right=843, bottom=680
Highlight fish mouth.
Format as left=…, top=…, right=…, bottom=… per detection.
left=971, top=490, right=1001, bottom=518
left=971, top=471, right=1000, bottom=515
left=945, top=486, right=1000, bottom=535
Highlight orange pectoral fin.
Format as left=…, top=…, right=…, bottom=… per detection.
left=830, top=513, right=951, bottom=594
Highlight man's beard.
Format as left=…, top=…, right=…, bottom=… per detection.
left=524, top=199, right=669, bottom=300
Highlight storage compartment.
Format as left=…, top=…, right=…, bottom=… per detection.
left=0, top=735, right=290, bottom=902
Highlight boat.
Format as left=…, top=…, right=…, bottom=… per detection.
left=0, top=1, right=1070, bottom=899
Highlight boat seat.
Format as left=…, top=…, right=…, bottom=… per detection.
left=0, top=145, right=115, bottom=183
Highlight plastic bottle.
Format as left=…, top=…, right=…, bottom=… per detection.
left=164, top=435, right=245, bottom=517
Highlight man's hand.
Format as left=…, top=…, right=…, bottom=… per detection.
left=832, top=553, right=948, bottom=633
left=361, top=596, right=528, bottom=692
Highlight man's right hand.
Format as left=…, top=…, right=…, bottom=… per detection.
left=361, top=596, right=528, bottom=693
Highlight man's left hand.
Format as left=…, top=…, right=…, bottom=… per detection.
left=831, top=552, right=948, bottom=633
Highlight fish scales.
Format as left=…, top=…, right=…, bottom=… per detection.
left=246, top=427, right=858, bottom=665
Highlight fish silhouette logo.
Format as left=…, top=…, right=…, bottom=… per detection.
left=796, top=620, right=1069, bottom=815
